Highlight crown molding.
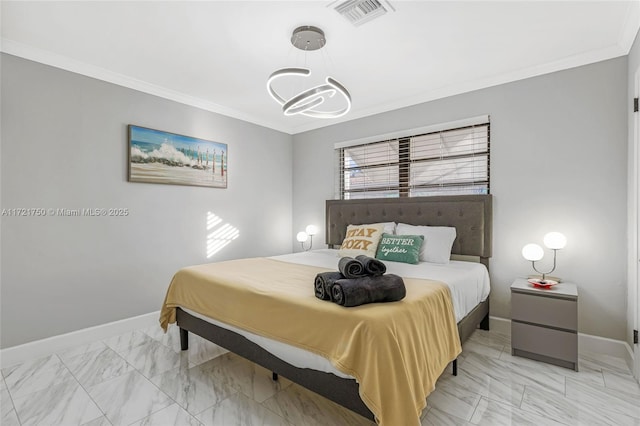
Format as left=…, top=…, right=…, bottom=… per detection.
left=291, top=42, right=630, bottom=134
left=618, top=0, right=640, bottom=54
left=0, top=38, right=294, bottom=135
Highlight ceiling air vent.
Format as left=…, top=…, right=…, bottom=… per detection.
left=333, top=0, right=394, bottom=26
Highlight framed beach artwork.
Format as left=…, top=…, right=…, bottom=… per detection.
left=128, top=125, right=227, bottom=188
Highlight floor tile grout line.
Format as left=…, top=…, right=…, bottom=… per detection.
left=466, top=395, right=482, bottom=425
left=141, top=326, right=181, bottom=355
left=193, top=390, right=242, bottom=423
left=59, top=341, right=135, bottom=387
left=105, top=329, right=211, bottom=425
left=101, top=367, right=180, bottom=426
left=5, top=354, right=80, bottom=407
left=256, top=384, right=306, bottom=425
left=58, top=349, right=114, bottom=425
left=1, top=374, right=17, bottom=413
left=58, top=343, right=110, bottom=366
left=128, top=351, right=185, bottom=419
left=601, top=369, right=610, bottom=390
left=102, top=330, right=158, bottom=356
left=141, top=331, right=262, bottom=421
left=63, top=334, right=197, bottom=426
left=260, top=382, right=370, bottom=426
left=3, top=376, right=24, bottom=426
left=518, top=384, right=526, bottom=409
left=206, top=355, right=290, bottom=418
left=521, top=382, right=632, bottom=425
left=123, top=401, right=194, bottom=426
left=557, top=386, right=640, bottom=425
left=564, top=376, right=640, bottom=417
left=148, top=359, right=241, bottom=419
left=497, top=389, right=572, bottom=426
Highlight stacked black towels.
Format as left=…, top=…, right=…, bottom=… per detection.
left=314, top=271, right=343, bottom=301
left=339, top=255, right=387, bottom=278
left=314, top=255, right=406, bottom=307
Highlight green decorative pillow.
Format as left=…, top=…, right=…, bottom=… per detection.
left=375, top=233, right=424, bottom=264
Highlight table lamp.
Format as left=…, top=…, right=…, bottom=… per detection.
left=521, top=232, right=567, bottom=284
left=296, top=224, right=318, bottom=251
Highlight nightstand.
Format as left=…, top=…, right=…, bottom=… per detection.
left=510, top=278, right=578, bottom=371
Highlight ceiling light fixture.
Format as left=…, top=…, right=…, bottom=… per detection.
left=267, top=26, right=351, bottom=119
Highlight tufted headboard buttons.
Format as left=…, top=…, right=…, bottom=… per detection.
left=326, top=195, right=492, bottom=259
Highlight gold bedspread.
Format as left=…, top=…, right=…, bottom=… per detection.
left=159, top=257, right=461, bottom=426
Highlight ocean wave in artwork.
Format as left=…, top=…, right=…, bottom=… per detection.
left=131, top=143, right=200, bottom=168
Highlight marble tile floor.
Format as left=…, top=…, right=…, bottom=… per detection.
left=1, top=325, right=639, bottom=426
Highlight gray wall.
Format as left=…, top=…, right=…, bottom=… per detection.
left=628, top=31, right=640, bottom=348
left=0, top=54, right=293, bottom=348
left=293, top=57, right=628, bottom=340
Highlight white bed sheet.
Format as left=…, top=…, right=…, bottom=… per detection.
left=181, top=249, right=490, bottom=379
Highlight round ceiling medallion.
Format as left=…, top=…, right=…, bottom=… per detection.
left=290, top=26, right=326, bottom=51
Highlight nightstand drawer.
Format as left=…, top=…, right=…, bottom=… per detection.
left=511, top=321, right=577, bottom=362
left=511, top=292, right=577, bottom=330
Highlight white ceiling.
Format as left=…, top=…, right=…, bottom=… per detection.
left=2, top=1, right=639, bottom=135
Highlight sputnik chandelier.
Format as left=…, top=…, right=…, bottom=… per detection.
left=267, top=26, right=352, bottom=119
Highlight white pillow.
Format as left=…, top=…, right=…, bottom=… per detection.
left=396, top=223, right=456, bottom=264
left=374, top=222, right=396, bottom=235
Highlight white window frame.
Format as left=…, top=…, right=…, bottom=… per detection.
left=335, top=115, right=490, bottom=200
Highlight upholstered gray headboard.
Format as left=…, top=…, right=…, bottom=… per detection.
left=326, top=195, right=492, bottom=262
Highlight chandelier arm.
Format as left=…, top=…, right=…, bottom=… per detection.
left=295, top=78, right=351, bottom=118
left=283, top=84, right=334, bottom=115
left=267, top=68, right=311, bottom=105
left=304, top=78, right=351, bottom=118
left=285, top=96, right=325, bottom=116
left=327, top=77, right=351, bottom=105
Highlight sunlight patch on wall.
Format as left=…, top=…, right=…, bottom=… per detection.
left=206, top=212, right=239, bottom=258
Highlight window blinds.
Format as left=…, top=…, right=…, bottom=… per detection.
left=338, top=120, right=489, bottom=199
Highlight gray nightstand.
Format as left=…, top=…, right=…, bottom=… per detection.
left=510, top=278, right=578, bottom=371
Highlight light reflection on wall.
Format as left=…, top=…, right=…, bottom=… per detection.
left=206, top=212, right=239, bottom=258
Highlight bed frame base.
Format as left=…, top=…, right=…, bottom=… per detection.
left=176, top=195, right=492, bottom=420
left=176, top=308, right=374, bottom=419
left=176, top=297, right=489, bottom=421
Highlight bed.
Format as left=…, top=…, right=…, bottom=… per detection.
left=160, top=194, right=492, bottom=425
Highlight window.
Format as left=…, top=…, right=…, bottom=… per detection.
left=337, top=117, right=490, bottom=199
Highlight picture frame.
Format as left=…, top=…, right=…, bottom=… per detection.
left=128, top=125, right=227, bottom=188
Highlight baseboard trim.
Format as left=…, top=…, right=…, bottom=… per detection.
left=489, top=316, right=511, bottom=336
left=0, top=311, right=160, bottom=368
left=489, top=316, right=634, bottom=367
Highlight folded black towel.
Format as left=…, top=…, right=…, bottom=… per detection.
left=314, top=271, right=344, bottom=301
left=338, top=256, right=367, bottom=278
left=355, top=255, right=386, bottom=276
left=331, top=274, right=406, bottom=307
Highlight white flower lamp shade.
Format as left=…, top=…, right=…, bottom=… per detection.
left=543, top=232, right=566, bottom=250
left=297, top=224, right=317, bottom=251
left=523, top=232, right=567, bottom=284
left=522, top=243, right=544, bottom=261
left=305, top=224, right=319, bottom=236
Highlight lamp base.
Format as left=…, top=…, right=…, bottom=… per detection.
left=527, top=278, right=558, bottom=288
left=527, top=274, right=562, bottom=283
